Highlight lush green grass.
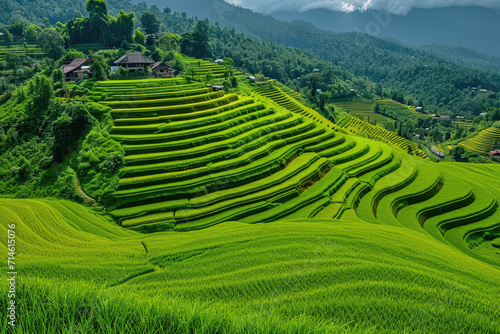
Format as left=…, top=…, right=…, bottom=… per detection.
left=3, top=70, right=500, bottom=333
left=2, top=198, right=500, bottom=333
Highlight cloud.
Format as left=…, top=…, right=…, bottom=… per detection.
left=224, top=0, right=500, bottom=15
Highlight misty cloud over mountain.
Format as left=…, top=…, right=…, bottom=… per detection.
left=224, top=0, right=500, bottom=15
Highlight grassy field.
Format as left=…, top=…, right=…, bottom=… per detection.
left=2, top=70, right=500, bottom=332
left=1, top=198, right=500, bottom=333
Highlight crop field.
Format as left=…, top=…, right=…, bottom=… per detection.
left=341, top=116, right=428, bottom=159
left=258, top=86, right=340, bottom=130
left=86, top=75, right=500, bottom=264
left=458, top=126, right=500, bottom=154
left=4, top=69, right=500, bottom=332
left=0, top=45, right=44, bottom=61
left=333, top=101, right=394, bottom=125
left=1, top=198, right=500, bottom=333
left=180, top=55, right=244, bottom=79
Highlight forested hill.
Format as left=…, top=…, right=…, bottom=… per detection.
left=0, top=0, right=133, bottom=25
left=418, top=44, right=500, bottom=76
left=139, top=0, right=500, bottom=117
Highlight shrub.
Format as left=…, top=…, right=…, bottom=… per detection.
left=99, top=154, right=125, bottom=174
left=87, top=102, right=111, bottom=121
left=483, top=231, right=493, bottom=241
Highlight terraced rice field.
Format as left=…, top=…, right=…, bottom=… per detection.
left=0, top=45, right=43, bottom=61
left=333, top=101, right=394, bottom=125
left=181, top=55, right=243, bottom=79
left=257, top=86, right=338, bottom=129
left=2, top=71, right=500, bottom=332
left=89, top=76, right=500, bottom=268
left=2, top=198, right=499, bottom=333
left=459, top=126, right=500, bottom=154
left=341, top=116, right=428, bottom=159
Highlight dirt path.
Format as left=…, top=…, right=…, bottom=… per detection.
left=74, top=177, right=101, bottom=207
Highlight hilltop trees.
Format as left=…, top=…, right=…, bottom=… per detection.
left=64, top=0, right=135, bottom=47
left=181, top=19, right=212, bottom=59
left=1, top=28, right=13, bottom=44
left=37, top=29, right=65, bottom=60
left=141, top=13, right=160, bottom=34
left=24, top=24, right=43, bottom=39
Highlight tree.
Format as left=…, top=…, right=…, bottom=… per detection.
left=307, top=73, right=322, bottom=97
left=141, top=13, right=160, bottom=35
left=1, top=28, right=13, bottom=44
left=159, top=33, right=181, bottom=51
left=164, top=7, right=172, bottom=15
left=51, top=69, right=65, bottom=90
left=27, top=75, right=54, bottom=112
left=37, top=29, right=65, bottom=60
left=182, top=20, right=212, bottom=59
left=450, top=147, right=467, bottom=162
left=133, top=28, right=145, bottom=45
left=8, top=16, right=28, bottom=36
left=223, top=57, right=234, bottom=68
left=24, top=24, right=43, bottom=39
left=90, top=60, right=107, bottom=81
left=375, top=83, right=383, bottom=97
left=85, top=0, right=108, bottom=17
left=5, top=54, right=23, bottom=70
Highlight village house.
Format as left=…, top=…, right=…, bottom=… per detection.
left=151, top=61, right=176, bottom=78
left=113, top=53, right=154, bottom=73
left=490, top=150, right=500, bottom=159
left=63, top=58, right=92, bottom=81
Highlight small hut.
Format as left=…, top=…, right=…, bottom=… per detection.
left=113, top=53, right=154, bottom=73
left=151, top=62, right=176, bottom=78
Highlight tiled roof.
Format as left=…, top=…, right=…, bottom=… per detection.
left=114, top=53, right=154, bottom=65
left=63, top=58, right=88, bottom=74
left=151, top=61, right=172, bottom=70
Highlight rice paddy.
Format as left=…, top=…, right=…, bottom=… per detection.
left=1, top=198, right=499, bottom=333
left=3, top=71, right=500, bottom=333
left=458, top=127, right=500, bottom=155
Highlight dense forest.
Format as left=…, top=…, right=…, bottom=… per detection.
left=137, top=0, right=500, bottom=118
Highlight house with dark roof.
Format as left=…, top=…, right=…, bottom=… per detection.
left=151, top=61, right=176, bottom=78
left=63, top=58, right=91, bottom=81
left=113, top=53, right=154, bottom=72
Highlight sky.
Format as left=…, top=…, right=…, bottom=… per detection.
left=224, top=0, right=500, bottom=15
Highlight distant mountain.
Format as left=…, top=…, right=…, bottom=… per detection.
left=141, top=2, right=500, bottom=57
left=136, top=0, right=500, bottom=116
left=418, top=44, right=500, bottom=75
left=271, top=6, right=500, bottom=57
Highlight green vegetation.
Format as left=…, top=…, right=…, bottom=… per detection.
left=459, top=127, right=500, bottom=154
left=1, top=1, right=500, bottom=332
left=333, top=101, right=394, bottom=126
left=1, top=198, right=500, bottom=333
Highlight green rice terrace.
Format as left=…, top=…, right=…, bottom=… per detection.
left=89, top=77, right=500, bottom=265
left=332, top=101, right=394, bottom=125
left=459, top=126, right=500, bottom=155
left=2, top=76, right=500, bottom=332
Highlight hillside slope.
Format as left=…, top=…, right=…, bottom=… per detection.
left=140, top=0, right=500, bottom=116
left=1, top=198, right=499, bottom=333
left=79, top=73, right=500, bottom=268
